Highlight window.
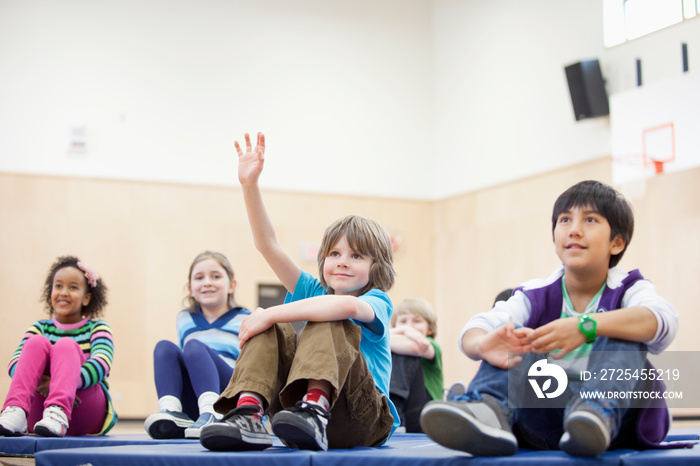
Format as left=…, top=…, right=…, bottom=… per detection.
left=604, top=0, right=699, bottom=47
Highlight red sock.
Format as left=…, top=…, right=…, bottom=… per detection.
left=303, top=388, right=330, bottom=411
left=237, top=393, right=263, bottom=419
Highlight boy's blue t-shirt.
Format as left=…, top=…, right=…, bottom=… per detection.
left=285, top=270, right=400, bottom=436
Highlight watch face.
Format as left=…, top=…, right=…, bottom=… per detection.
left=582, top=321, right=595, bottom=331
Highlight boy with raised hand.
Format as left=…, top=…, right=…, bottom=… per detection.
left=200, top=133, right=398, bottom=452
left=420, top=180, right=678, bottom=457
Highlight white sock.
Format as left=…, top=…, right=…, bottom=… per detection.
left=198, top=391, right=222, bottom=419
left=157, top=395, right=183, bottom=413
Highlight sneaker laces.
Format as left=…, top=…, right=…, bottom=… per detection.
left=287, top=401, right=331, bottom=427
left=221, top=405, right=268, bottom=432
left=224, top=405, right=263, bottom=420
left=453, top=390, right=483, bottom=402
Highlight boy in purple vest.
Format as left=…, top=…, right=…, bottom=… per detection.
left=420, top=180, right=679, bottom=457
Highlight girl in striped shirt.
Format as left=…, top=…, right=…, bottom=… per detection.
left=0, top=256, right=114, bottom=437
left=144, top=251, right=251, bottom=439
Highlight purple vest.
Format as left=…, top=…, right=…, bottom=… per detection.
left=518, top=269, right=679, bottom=449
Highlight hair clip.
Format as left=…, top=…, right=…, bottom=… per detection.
left=77, top=261, right=99, bottom=288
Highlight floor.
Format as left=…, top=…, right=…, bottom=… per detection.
left=110, top=419, right=146, bottom=435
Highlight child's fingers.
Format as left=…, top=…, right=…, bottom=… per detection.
left=256, top=132, right=265, bottom=153
left=508, top=354, right=523, bottom=369
left=244, top=133, right=252, bottom=151
left=548, top=348, right=569, bottom=359
left=234, top=141, right=243, bottom=157
left=513, top=327, right=534, bottom=340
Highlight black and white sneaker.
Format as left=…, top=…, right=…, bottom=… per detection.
left=200, top=405, right=272, bottom=451
left=420, top=393, right=517, bottom=456
left=271, top=401, right=331, bottom=451
left=144, top=410, right=194, bottom=439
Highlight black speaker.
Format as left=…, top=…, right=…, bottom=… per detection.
left=564, top=59, right=609, bottom=121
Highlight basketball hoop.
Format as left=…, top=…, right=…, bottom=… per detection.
left=652, top=160, right=665, bottom=174
left=642, top=122, right=675, bottom=176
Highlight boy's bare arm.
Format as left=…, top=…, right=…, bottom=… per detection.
left=528, top=306, right=657, bottom=357
left=236, top=132, right=301, bottom=293
left=596, top=306, right=657, bottom=341
left=238, top=295, right=375, bottom=346
left=461, top=323, right=534, bottom=369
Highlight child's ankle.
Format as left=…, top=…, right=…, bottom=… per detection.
left=303, top=388, right=330, bottom=411
left=237, top=393, right=264, bottom=419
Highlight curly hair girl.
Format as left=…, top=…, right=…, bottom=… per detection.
left=41, top=255, right=108, bottom=320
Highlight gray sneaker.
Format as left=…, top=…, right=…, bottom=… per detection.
left=200, top=405, right=272, bottom=451
left=144, top=410, right=194, bottom=439
left=271, top=401, right=331, bottom=451
left=420, top=393, right=517, bottom=456
left=559, top=398, right=615, bottom=457
left=445, top=381, right=467, bottom=401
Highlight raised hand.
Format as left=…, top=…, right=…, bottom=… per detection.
left=235, top=132, right=266, bottom=186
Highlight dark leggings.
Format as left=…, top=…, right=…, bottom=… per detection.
left=153, top=339, right=233, bottom=419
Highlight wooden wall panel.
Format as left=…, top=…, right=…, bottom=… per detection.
left=433, top=157, right=614, bottom=388
left=0, top=173, right=433, bottom=418
left=1, top=161, right=698, bottom=419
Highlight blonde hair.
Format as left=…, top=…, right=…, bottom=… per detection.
left=391, top=297, right=438, bottom=338
left=317, top=215, right=396, bottom=295
left=185, top=251, right=237, bottom=312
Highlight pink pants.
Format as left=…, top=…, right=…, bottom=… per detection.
left=3, top=334, right=106, bottom=435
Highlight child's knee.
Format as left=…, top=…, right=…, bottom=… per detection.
left=52, top=337, right=82, bottom=355
left=23, top=334, right=52, bottom=350
left=182, top=338, right=207, bottom=354
left=154, top=339, right=180, bottom=357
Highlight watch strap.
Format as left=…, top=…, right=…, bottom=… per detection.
left=578, top=314, right=597, bottom=344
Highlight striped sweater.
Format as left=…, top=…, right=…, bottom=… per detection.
left=8, top=317, right=114, bottom=389
left=177, top=306, right=251, bottom=368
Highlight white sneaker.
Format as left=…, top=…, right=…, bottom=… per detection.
left=34, top=405, right=69, bottom=437
left=0, top=406, right=28, bottom=436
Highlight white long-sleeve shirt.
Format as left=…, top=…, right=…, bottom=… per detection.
left=460, top=266, right=678, bottom=356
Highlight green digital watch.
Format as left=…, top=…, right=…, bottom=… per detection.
left=578, top=314, right=597, bottom=343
